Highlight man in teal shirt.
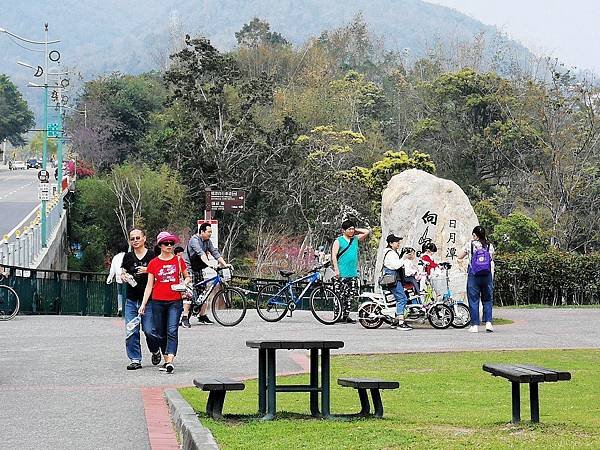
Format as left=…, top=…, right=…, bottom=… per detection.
left=331, top=219, right=371, bottom=323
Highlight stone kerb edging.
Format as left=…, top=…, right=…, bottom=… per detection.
left=165, top=389, right=219, bottom=450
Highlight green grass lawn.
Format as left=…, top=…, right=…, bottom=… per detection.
left=179, top=349, right=600, bottom=449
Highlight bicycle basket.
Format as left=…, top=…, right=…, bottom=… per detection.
left=221, top=268, right=232, bottom=281
left=430, top=276, right=448, bottom=296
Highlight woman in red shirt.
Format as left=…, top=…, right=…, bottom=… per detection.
left=139, top=231, right=190, bottom=374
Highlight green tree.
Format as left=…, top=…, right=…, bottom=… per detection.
left=492, top=212, right=547, bottom=253
left=67, top=72, right=166, bottom=170
left=329, top=70, right=387, bottom=133
left=415, top=68, right=516, bottom=194
left=474, top=200, right=502, bottom=236
left=28, top=131, right=57, bottom=157
left=235, top=18, right=289, bottom=48
left=0, top=74, right=35, bottom=146
left=346, top=150, right=436, bottom=218
left=488, top=64, right=600, bottom=251
left=68, top=164, right=191, bottom=270
left=160, top=36, right=285, bottom=204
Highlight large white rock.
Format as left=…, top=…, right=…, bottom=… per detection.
left=376, top=169, right=479, bottom=296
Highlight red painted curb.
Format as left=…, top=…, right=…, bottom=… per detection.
left=141, top=387, right=180, bottom=450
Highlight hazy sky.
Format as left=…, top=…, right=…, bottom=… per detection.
left=427, top=0, right=600, bottom=74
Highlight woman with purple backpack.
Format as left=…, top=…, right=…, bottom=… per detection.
left=457, top=226, right=495, bottom=333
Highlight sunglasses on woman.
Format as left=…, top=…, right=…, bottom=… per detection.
left=161, top=241, right=175, bottom=246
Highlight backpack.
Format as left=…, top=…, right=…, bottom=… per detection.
left=187, top=237, right=208, bottom=273
left=470, top=241, right=492, bottom=276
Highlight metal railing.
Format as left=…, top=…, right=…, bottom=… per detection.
left=3, top=265, right=118, bottom=316
left=0, top=184, right=68, bottom=268
left=1, top=265, right=340, bottom=317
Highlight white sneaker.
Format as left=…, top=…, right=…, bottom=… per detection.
left=485, top=322, right=494, bottom=333
left=468, top=325, right=478, bottom=333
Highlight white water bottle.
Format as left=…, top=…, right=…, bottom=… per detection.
left=124, top=272, right=137, bottom=287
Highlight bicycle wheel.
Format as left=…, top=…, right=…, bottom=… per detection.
left=256, top=283, right=289, bottom=322
left=211, top=287, right=247, bottom=326
left=0, top=285, right=20, bottom=321
left=309, top=285, right=341, bottom=325
left=357, top=302, right=383, bottom=329
left=427, top=304, right=454, bottom=329
left=450, top=302, right=470, bottom=328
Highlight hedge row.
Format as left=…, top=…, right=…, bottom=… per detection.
left=494, top=251, right=600, bottom=306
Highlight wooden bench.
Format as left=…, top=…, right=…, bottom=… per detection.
left=193, top=378, right=245, bottom=419
left=482, top=364, right=571, bottom=423
left=338, top=378, right=399, bottom=418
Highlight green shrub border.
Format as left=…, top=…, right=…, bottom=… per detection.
left=494, top=251, right=600, bottom=306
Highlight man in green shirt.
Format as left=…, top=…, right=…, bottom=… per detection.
left=331, top=219, right=371, bottom=323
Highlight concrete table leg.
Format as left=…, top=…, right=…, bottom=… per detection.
left=511, top=382, right=521, bottom=423
left=310, top=348, right=320, bottom=417
left=258, top=348, right=266, bottom=415
left=530, top=382, right=540, bottom=423
left=264, top=348, right=276, bottom=420
left=321, top=349, right=331, bottom=417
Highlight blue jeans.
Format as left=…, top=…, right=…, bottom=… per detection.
left=124, top=298, right=160, bottom=362
left=404, top=275, right=420, bottom=294
left=152, top=300, right=183, bottom=356
left=384, top=268, right=408, bottom=316
left=467, top=272, right=494, bottom=325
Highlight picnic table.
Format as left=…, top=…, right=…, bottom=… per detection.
left=246, top=340, right=344, bottom=420
left=483, top=363, right=571, bottom=423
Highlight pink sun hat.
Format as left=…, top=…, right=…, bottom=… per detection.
left=156, top=231, right=180, bottom=245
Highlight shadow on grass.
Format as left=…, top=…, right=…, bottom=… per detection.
left=198, top=411, right=382, bottom=423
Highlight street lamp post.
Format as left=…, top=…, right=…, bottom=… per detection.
left=2, top=24, right=61, bottom=248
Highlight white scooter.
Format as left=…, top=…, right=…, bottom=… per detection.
left=357, top=283, right=454, bottom=329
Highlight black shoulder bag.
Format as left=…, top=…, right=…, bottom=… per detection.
left=379, top=250, right=397, bottom=288
left=187, top=237, right=208, bottom=273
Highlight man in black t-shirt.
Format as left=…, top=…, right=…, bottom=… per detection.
left=121, top=228, right=161, bottom=370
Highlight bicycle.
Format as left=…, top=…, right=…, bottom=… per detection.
left=188, top=267, right=247, bottom=326
left=256, top=263, right=341, bottom=325
left=0, top=272, right=20, bottom=321
left=425, top=262, right=470, bottom=328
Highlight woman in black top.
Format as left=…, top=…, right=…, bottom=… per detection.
left=121, top=228, right=162, bottom=370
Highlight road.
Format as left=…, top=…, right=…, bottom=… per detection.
left=0, top=308, right=599, bottom=449
left=0, top=165, right=40, bottom=237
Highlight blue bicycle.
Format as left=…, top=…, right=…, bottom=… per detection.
left=256, top=263, right=341, bottom=325
left=189, top=267, right=247, bottom=327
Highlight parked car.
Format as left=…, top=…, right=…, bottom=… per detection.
left=11, top=161, right=26, bottom=170
left=26, top=158, right=41, bottom=169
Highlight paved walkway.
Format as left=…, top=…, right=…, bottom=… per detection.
left=1, top=308, right=599, bottom=449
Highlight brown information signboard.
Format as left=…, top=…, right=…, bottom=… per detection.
left=205, top=190, right=245, bottom=212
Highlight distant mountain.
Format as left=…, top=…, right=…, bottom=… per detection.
left=1, top=0, right=534, bottom=124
